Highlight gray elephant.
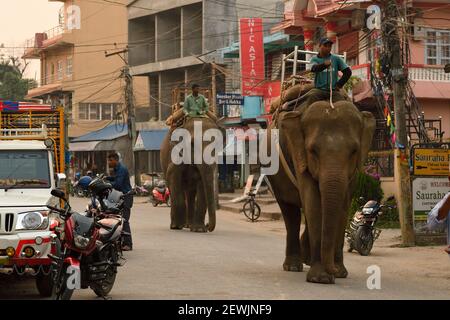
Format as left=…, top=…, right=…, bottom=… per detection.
left=267, top=100, right=376, bottom=284
left=160, top=117, right=217, bottom=233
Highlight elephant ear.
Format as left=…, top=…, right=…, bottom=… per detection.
left=358, top=111, right=376, bottom=171
left=279, top=111, right=307, bottom=175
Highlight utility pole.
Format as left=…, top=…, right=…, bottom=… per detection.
left=383, top=0, right=415, bottom=246
left=211, top=60, right=219, bottom=208
left=105, top=49, right=138, bottom=184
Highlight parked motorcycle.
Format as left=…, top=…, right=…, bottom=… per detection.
left=345, top=196, right=396, bottom=256
left=47, top=176, right=132, bottom=300
left=134, top=185, right=150, bottom=197
left=151, top=181, right=171, bottom=207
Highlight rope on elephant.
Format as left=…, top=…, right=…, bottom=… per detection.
left=276, top=142, right=298, bottom=187
left=329, top=66, right=335, bottom=109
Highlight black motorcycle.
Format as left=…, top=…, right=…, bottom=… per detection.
left=345, top=196, right=396, bottom=256
left=47, top=176, right=132, bottom=300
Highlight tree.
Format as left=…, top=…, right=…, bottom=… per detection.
left=0, top=55, right=37, bottom=101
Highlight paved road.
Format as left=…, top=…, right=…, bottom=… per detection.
left=1, top=197, right=449, bottom=300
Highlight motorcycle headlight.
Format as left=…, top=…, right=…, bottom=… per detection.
left=362, top=208, right=374, bottom=215
left=16, top=211, right=49, bottom=230
left=74, top=234, right=90, bottom=249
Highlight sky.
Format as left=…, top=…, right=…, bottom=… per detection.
left=0, top=0, right=61, bottom=80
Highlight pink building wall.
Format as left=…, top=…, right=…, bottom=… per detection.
left=420, top=98, right=450, bottom=140
left=409, top=8, right=450, bottom=65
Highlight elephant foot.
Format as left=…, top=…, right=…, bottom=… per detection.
left=306, top=264, right=335, bottom=284
left=190, top=224, right=207, bottom=233
left=170, top=224, right=184, bottom=230
left=283, top=256, right=303, bottom=272
left=334, top=263, right=348, bottom=278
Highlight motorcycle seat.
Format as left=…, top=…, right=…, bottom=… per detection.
left=98, top=218, right=122, bottom=242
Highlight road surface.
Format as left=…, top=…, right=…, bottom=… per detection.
left=1, top=197, right=449, bottom=300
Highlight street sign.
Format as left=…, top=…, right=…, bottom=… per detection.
left=412, top=148, right=450, bottom=176
left=216, top=93, right=244, bottom=106
left=412, top=177, right=450, bottom=221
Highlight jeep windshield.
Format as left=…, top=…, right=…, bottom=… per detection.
left=0, top=150, right=51, bottom=189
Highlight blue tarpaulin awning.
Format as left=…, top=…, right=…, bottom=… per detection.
left=72, top=124, right=128, bottom=142
left=134, top=129, right=168, bottom=151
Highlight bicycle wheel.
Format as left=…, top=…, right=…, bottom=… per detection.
left=243, top=200, right=261, bottom=222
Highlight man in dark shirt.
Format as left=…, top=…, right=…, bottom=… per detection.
left=107, top=153, right=133, bottom=251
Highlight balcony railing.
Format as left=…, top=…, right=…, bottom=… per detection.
left=408, top=65, right=450, bottom=82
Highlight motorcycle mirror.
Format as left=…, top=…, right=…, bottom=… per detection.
left=51, top=189, right=67, bottom=200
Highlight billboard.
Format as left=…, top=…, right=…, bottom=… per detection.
left=412, top=177, right=450, bottom=221
left=240, top=18, right=265, bottom=96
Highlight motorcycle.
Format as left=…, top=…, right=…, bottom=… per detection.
left=47, top=177, right=133, bottom=300
left=134, top=185, right=150, bottom=197
left=345, top=196, right=396, bottom=256
left=151, top=182, right=171, bottom=207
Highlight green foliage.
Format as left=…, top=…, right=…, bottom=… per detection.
left=348, top=172, right=400, bottom=228
left=377, top=197, right=400, bottom=229
left=348, top=172, right=384, bottom=218
left=344, top=76, right=361, bottom=93
left=0, top=56, right=36, bottom=101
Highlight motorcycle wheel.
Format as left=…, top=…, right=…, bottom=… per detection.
left=91, top=246, right=118, bottom=297
left=151, top=197, right=158, bottom=207
left=36, top=239, right=61, bottom=297
left=355, top=226, right=374, bottom=256
left=52, top=265, right=75, bottom=300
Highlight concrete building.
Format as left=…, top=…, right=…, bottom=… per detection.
left=127, top=0, right=285, bottom=176
left=270, top=0, right=450, bottom=200
left=23, top=0, right=149, bottom=176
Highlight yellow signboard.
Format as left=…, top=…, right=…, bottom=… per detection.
left=413, top=148, right=450, bottom=176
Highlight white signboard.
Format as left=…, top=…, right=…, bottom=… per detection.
left=412, top=177, right=450, bottom=221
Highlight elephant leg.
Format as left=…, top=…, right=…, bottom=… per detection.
left=334, top=198, right=351, bottom=278
left=168, top=166, right=186, bottom=230
left=191, top=180, right=207, bottom=233
left=278, top=201, right=303, bottom=272
left=186, top=188, right=196, bottom=230
left=300, top=174, right=335, bottom=284
left=300, top=221, right=311, bottom=266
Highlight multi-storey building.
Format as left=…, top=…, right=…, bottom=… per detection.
left=23, top=0, right=148, bottom=176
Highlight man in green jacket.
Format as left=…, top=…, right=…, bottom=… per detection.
left=183, top=84, right=209, bottom=117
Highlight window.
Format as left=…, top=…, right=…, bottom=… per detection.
left=66, top=57, right=73, bottom=77
left=78, top=104, right=88, bottom=120
left=57, top=61, right=63, bottom=80
left=51, top=63, right=55, bottom=82
left=79, top=103, right=120, bottom=120
left=425, top=29, right=450, bottom=65
left=89, top=104, right=100, bottom=120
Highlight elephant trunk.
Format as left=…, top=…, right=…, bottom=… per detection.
left=319, top=171, right=347, bottom=275
left=199, top=165, right=216, bottom=232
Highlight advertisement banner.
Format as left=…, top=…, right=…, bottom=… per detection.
left=413, top=148, right=450, bottom=176
left=412, top=177, right=450, bottom=221
left=240, top=18, right=265, bottom=96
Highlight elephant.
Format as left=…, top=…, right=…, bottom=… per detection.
left=160, top=116, right=218, bottom=233
left=266, top=99, right=375, bottom=284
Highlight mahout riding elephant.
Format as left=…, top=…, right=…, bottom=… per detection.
left=160, top=117, right=218, bottom=232
left=267, top=99, right=375, bottom=284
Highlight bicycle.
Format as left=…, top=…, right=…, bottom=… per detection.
left=242, top=189, right=261, bottom=222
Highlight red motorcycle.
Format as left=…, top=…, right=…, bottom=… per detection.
left=151, top=181, right=171, bottom=207
left=47, top=177, right=132, bottom=300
